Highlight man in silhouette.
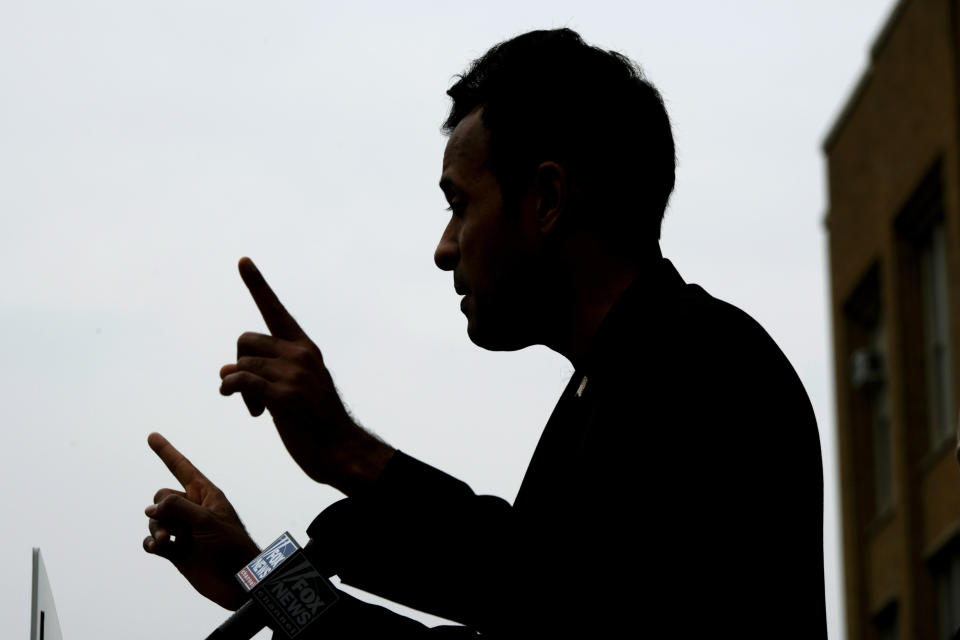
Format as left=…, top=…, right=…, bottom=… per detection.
left=144, top=29, right=827, bottom=637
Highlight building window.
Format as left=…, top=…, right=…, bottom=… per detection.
left=846, top=266, right=894, bottom=519
left=851, top=320, right=893, bottom=514
left=874, top=601, right=899, bottom=640
left=920, top=219, right=954, bottom=448
left=933, top=542, right=960, bottom=639
left=894, top=159, right=953, bottom=454
left=870, top=379, right=894, bottom=514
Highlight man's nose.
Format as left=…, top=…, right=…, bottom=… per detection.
left=434, top=218, right=459, bottom=271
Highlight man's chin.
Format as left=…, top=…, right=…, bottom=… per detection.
left=465, top=318, right=532, bottom=352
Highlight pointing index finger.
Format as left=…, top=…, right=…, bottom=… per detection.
left=147, top=432, right=209, bottom=489
left=238, top=257, right=305, bottom=340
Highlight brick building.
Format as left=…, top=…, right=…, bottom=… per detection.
left=824, top=1, right=960, bottom=638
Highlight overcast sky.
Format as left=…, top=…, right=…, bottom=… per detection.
left=2, top=1, right=900, bottom=638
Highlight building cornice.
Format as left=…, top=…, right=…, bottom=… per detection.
left=822, top=0, right=910, bottom=153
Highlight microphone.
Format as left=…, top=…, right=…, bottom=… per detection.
left=206, top=532, right=339, bottom=640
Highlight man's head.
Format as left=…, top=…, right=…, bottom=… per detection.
left=435, top=29, right=675, bottom=352
left=443, top=28, right=675, bottom=251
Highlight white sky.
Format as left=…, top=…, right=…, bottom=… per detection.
left=1, top=1, right=900, bottom=638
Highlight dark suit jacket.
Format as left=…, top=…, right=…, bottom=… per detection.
left=296, top=258, right=827, bottom=638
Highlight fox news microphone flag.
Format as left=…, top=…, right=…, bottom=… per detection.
left=206, top=532, right=339, bottom=640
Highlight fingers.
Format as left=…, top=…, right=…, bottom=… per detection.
left=147, top=514, right=186, bottom=545
left=143, top=531, right=182, bottom=560
left=234, top=332, right=281, bottom=417
left=232, top=335, right=289, bottom=416
left=237, top=332, right=284, bottom=358
left=223, top=363, right=264, bottom=418
left=153, top=487, right=186, bottom=504
left=221, top=355, right=293, bottom=403
left=241, top=394, right=265, bottom=417
left=220, top=371, right=272, bottom=404
left=143, top=535, right=166, bottom=556
left=148, top=517, right=173, bottom=546
left=146, top=492, right=208, bottom=528
left=238, top=257, right=305, bottom=340
left=144, top=492, right=200, bottom=559
left=147, top=433, right=210, bottom=489
left=236, top=356, right=289, bottom=380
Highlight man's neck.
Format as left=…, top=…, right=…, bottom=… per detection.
left=545, top=241, right=661, bottom=367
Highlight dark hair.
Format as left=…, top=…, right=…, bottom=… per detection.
left=443, top=28, right=676, bottom=250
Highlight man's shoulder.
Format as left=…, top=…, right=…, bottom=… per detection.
left=597, top=274, right=814, bottom=414
left=606, top=274, right=790, bottom=366
left=672, top=282, right=783, bottom=354
left=677, top=284, right=805, bottom=383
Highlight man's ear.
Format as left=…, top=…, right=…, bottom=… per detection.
left=533, top=161, right=568, bottom=236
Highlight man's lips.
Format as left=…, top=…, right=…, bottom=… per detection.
left=454, top=273, right=469, bottom=296
left=454, top=276, right=470, bottom=312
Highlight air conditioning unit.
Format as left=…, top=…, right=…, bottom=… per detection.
left=850, top=348, right=885, bottom=389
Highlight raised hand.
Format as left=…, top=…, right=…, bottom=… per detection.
left=143, top=432, right=261, bottom=611
left=219, top=257, right=395, bottom=495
